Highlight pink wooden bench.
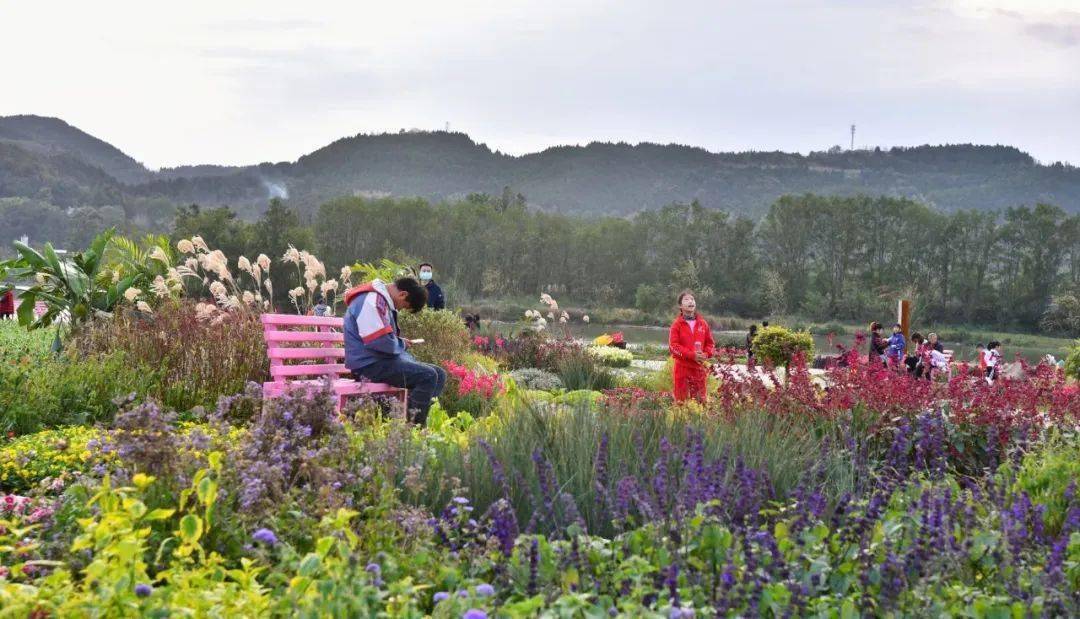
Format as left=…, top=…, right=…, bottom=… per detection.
left=261, top=313, right=406, bottom=412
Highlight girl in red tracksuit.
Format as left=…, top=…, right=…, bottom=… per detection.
left=669, top=290, right=715, bottom=403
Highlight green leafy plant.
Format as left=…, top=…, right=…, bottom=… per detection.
left=751, top=325, right=815, bottom=367
left=349, top=258, right=413, bottom=283
left=0, top=229, right=139, bottom=347
left=1065, top=339, right=1080, bottom=380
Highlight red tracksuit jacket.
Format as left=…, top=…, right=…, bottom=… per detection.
left=669, top=313, right=715, bottom=402
left=669, top=313, right=716, bottom=367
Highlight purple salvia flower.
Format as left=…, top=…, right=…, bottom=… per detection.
left=527, top=537, right=540, bottom=595
left=252, top=528, right=277, bottom=546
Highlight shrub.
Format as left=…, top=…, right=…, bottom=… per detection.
left=751, top=325, right=815, bottom=367
left=507, top=368, right=564, bottom=391
left=1065, top=339, right=1080, bottom=380
left=555, top=354, right=617, bottom=391
left=1008, top=435, right=1080, bottom=535
left=458, top=352, right=501, bottom=374
left=398, top=309, right=471, bottom=365
left=585, top=345, right=633, bottom=368
left=70, top=302, right=267, bottom=411
left=1, top=347, right=153, bottom=436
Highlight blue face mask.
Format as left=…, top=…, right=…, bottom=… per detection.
left=419, top=271, right=432, bottom=281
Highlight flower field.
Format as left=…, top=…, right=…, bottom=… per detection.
left=1, top=236, right=1079, bottom=617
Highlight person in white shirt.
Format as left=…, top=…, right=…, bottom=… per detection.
left=983, top=340, right=1002, bottom=383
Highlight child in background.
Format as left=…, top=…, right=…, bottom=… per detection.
left=983, top=341, right=1002, bottom=383
left=928, top=348, right=949, bottom=381
left=312, top=292, right=330, bottom=317
left=869, top=322, right=887, bottom=367
left=886, top=323, right=906, bottom=371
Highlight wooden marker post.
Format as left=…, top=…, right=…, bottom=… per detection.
left=898, top=299, right=911, bottom=354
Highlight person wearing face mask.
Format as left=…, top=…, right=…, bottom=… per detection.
left=669, top=290, right=715, bottom=404
left=417, top=263, right=445, bottom=310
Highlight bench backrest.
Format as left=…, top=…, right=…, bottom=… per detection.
left=262, top=313, right=350, bottom=382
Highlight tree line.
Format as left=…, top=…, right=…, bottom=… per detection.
left=165, top=194, right=1080, bottom=335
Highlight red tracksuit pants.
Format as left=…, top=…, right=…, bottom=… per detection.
left=673, top=362, right=707, bottom=403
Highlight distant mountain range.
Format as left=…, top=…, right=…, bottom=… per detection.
left=2, top=114, right=1080, bottom=218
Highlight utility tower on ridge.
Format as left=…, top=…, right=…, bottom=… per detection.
left=850, top=124, right=856, bottom=150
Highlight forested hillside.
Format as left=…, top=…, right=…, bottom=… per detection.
left=3, top=115, right=1080, bottom=223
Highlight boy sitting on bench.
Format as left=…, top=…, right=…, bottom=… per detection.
left=343, top=277, right=446, bottom=425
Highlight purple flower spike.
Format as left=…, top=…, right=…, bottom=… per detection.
left=135, top=583, right=152, bottom=598
left=433, top=591, right=450, bottom=603
left=252, top=528, right=278, bottom=546
left=463, top=611, right=488, bottom=619
left=475, top=583, right=495, bottom=597
left=365, top=563, right=381, bottom=575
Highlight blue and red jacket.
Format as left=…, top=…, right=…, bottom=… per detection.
left=342, top=280, right=411, bottom=370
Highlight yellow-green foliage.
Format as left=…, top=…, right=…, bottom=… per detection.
left=586, top=345, right=634, bottom=368
left=0, top=423, right=242, bottom=493
left=1010, top=435, right=1080, bottom=535
left=751, top=325, right=815, bottom=367
left=0, top=426, right=108, bottom=492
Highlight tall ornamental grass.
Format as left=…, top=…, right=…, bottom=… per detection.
left=71, top=301, right=268, bottom=411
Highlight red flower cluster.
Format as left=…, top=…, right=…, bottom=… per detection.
left=709, top=347, right=1079, bottom=441
left=472, top=335, right=506, bottom=350
left=444, top=362, right=504, bottom=398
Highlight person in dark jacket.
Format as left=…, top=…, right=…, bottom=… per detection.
left=342, top=277, right=446, bottom=425
left=745, top=324, right=758, bottom=366
left=905, top=332, right=925, bottom=375
left=418, top=263, right=445, bottom=310
left=868, top=322, right=887, bottom=367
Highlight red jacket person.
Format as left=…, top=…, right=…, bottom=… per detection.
left=668, top=290, right=715, bottom=403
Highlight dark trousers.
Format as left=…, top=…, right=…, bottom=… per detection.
left=352, top=357, right=447, bottom=425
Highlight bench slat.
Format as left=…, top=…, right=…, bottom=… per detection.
left=270, top=363, right=351, bottom=378
left=268, top=347, right=345, bottom=360
left=262, top=313, right=343, bottom=328
left=264, top=331, right=344, bottom=343
left=263, top=379, right=398, bottom=394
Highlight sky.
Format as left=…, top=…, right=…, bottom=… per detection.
left=2, top=0, right=1079, bottom=169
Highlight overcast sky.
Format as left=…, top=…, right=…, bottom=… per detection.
left=2, top=0, right=1079, bottom=168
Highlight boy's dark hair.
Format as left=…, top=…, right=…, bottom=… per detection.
left=911, top=332, right=923, bottom=343
left=987, top=340, right=1001, bottom=350
left=762, top=321, right=769, bottom=328
left=749, top=324, right=758, bottom=335
left=893, top=323, right=902, bottom=329
left=394, top=277, right=428, bottom=313
left=418, top=262, right=433, bottom=270
left=870, top=321, right=882, bottom=332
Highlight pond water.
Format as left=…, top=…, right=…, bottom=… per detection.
left=486, top=322, right=1065, bottom=364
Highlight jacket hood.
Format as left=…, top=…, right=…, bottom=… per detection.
left=343, top=279, right=394, bottom=308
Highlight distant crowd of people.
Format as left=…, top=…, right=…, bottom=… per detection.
left=868, top=321, right=1003, bottom=384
